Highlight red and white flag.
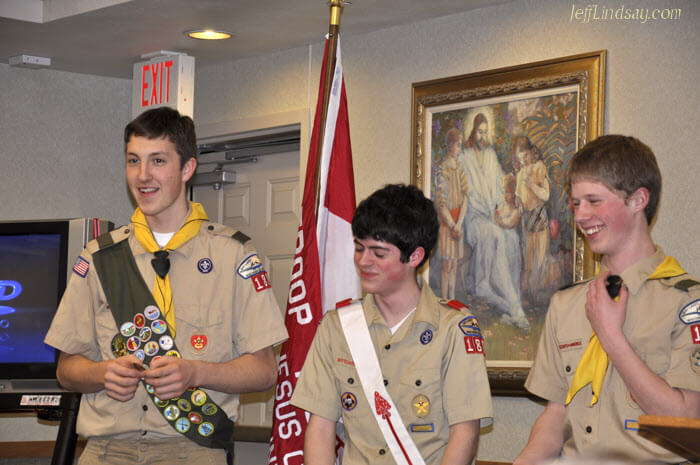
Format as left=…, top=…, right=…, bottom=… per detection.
left=269, top=37, right=360, bottom=465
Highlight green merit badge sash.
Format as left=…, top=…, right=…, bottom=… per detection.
left=92, top=232, right=234, bottom=461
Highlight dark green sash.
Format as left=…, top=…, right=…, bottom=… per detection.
left=92, top=232, right=233, bottom=461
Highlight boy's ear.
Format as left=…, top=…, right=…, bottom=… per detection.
left=408, top=247, right=426, bottom=268
left=181, top=157, right=197, bottom=183
left=629, top=187, right=649, bottom=213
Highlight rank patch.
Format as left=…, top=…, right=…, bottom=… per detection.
left=191, top=334, right=208, bottom=351
left=420, top=329, right=433, bottom=345
left=679, top=299, right=700, bottom=324
left=251, top=271, right=271, bottom=292
left=237, top=254, right=264, bottom=279
left=72, top=257, right=90, bottom=277
left=341, top=392, right=357, bottom=411
left=197, top=258, right=213, bottom=274
left=464, top=335, right=485, bottom=354
left=412, top=394, right=430, bottom=418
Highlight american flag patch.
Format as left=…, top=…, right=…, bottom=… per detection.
left=73, top=257, right=90, bottom=277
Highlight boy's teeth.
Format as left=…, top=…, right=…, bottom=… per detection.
left=584, top=225, right=603, bottom=235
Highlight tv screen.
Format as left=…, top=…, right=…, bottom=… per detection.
left=0, top=219, right=112, bottom=389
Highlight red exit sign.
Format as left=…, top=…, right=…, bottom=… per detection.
left=132, top=53, right=194, bottom=118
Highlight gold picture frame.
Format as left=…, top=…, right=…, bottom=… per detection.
left=411, top=51, right=605, bottom=395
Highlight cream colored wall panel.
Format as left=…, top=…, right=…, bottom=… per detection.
left=223, top=184, right=251, bottom=228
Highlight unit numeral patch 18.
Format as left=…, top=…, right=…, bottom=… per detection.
left=252, top=272, right=271, bottom=292
left=691, top=324, right=700, bottom=344
left=464, top=335, right=484, bottom=354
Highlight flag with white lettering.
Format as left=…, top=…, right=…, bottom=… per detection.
left=269, top=37, right=360, bottom=465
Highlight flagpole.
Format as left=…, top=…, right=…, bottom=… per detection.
left=314, top=0, right=346, bottom=221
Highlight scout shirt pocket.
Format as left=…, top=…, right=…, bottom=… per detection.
left=177, top=310, right=229, bottom=362
left=557, top=338, right=586, bottom=382
left=335, top=363, right=363, bottom=418
left=399, top=368, right=442, bottom=424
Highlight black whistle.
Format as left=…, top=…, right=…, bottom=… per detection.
left=605, top=275, right=622, bottom=299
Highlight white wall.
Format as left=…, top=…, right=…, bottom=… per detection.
left=1, top=0, right=698, bottom=462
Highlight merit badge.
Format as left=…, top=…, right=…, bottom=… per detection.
left=464, top=335, right=485, bottom=354
left=188, top=412, right=203, bottom=424
left=237, top=253, right=264, bottom=279
left=198, top=422, right=214, bottom=437
left=154, top=396, right=169, bottom=408
left=191, top=390, right=207, bottom=406
left=152, top=355, right=162, bottom=363
left=134, top=313, right=145, bottom=328
left=120, top=322, right=136, bottom=337
left=166, top=350, right=181, bottom=358
left=691, top=348, right=700, bottom=375
left=144, top=341, right=159, bottom=356
left=151, top=319, right=167, bottom=334
left=145, top=384, right=155, bottom=394
left=139, top=327, right=152, bottom=342
left=175, top=417, right=191, bottom=434
left=679, top=299, right=700, bottom=325
left=111, top=334, right=127, bottom=358
left=159, top=335, right=174, bottom=351
left=126, top=336, right=141, bottom=352
left=341, top=392, right=357, bottom=411
left=202, top=403, right=218, bottom=416
left=409, top=423, right=435, bottom=433
left=163, top=405, right=180, bottom=421
left=691, top=324, right=700, bottom=344
left=72, top=256, right=90, bottom=278
left=144, top=305, right=160, bottom=320
left=419, top=329, right=433, bottom=345
left=251, top=271, right=271, bottom=293
left=134, top=350, right=145, bottom=361
left=412, top=394, right=430, bottom=418
left=197, top=258, right=213, bottom=274
left=191, top=334, right=208, bottom=351
left=177, top=398, right=192, bottom=412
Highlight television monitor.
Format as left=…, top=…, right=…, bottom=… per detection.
left=0, top=219, right=112, bottom=393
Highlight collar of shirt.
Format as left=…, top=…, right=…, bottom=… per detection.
left=600, top=246, right=665, bottom=296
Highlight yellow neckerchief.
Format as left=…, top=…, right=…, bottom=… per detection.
left=565, top=256, right=685, bottom=406
left=131, top=202, right=208, bottom=336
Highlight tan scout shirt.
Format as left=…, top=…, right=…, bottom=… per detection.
left=291, top=283, right=493, bottom=465
left=45, top=222, right=288, bottom=439
left=525, top=248, right=700, bottom=462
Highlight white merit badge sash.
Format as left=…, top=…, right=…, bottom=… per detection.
left=337, top=301, right=426, bottom=465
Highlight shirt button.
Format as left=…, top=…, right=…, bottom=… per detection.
left=383, top=379, right=389, bottom=386
left=141, top=430, right=147, bottom=436
left=384, top=344, right=391, bottom=350
left=565, top=365, right=571, bottom=373
left=208, top=225, right=214, bottom=231
left=415, top=380, right=422, bottom=387
left=142, top=404, right=148, bottom=411
left=347, top=378, right=354, bottom=384
left=124, top=229, right=130, bottom=234
left=379, top=449, right=386, bottom=455
left=585, top=426, right=592, bottom=433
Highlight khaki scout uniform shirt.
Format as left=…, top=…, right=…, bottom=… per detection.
left=525, top=248, right=700, bottom=462
left=291, top=283, right=493, bottom=465
left=45, top=222, right=288, bottom=439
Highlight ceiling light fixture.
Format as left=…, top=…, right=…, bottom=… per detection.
left=185, top=29, right=233, bottom=40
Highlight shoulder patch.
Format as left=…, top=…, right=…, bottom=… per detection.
left=237, top=253, right=264, bottom=279
left=72, top=256, right=90, bottom=277
left=679, top=299, right=700, bottom=325
left=458, top=315, right=481, bottom=336
left=232, top=231, right=250, bottom=245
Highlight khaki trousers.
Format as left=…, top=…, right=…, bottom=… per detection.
left=78, top=436, right=228, bottom=465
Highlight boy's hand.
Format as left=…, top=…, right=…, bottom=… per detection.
left=143, top=356, right=197, bottom=400
left=585, top=271, right=629, bottom=351
left=104, top=354, right=143, bottom=402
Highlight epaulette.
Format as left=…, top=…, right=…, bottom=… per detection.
left=91, top=226, right=129, bottom=252
left=203, top=222, right=250, bottom=245
left=558, top=278, right=592, bottom=292
left=335, top=298, right=363, bottom=309
left=673, top=279, right=700, bottom=292
left=656, top=274, right=700, bottom=292
left=439, top=298, right=472, bottom=313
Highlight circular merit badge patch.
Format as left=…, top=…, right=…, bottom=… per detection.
left=175, top=417, right=191, bottom=434
left=198, top=422, right=214, bottom=437
left=144, top=305, right=160, bottom=320
left=341, top=392, right=357, bottom=411
left=111, top=334, right=127, bottom=358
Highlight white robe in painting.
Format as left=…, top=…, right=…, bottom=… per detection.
left=460, top=146, right=529, bottom=330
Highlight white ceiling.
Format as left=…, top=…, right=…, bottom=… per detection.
left=0, top=0, right=509, bottom=79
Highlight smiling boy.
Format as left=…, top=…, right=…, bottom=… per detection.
left=291, top=184, right=492, bottom=465
left=45, top=107, right=287, bottom=464
left=515, top=135, right=700, bottom=464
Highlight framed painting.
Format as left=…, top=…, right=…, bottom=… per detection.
left=411, top=51, right=606, bottom=394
